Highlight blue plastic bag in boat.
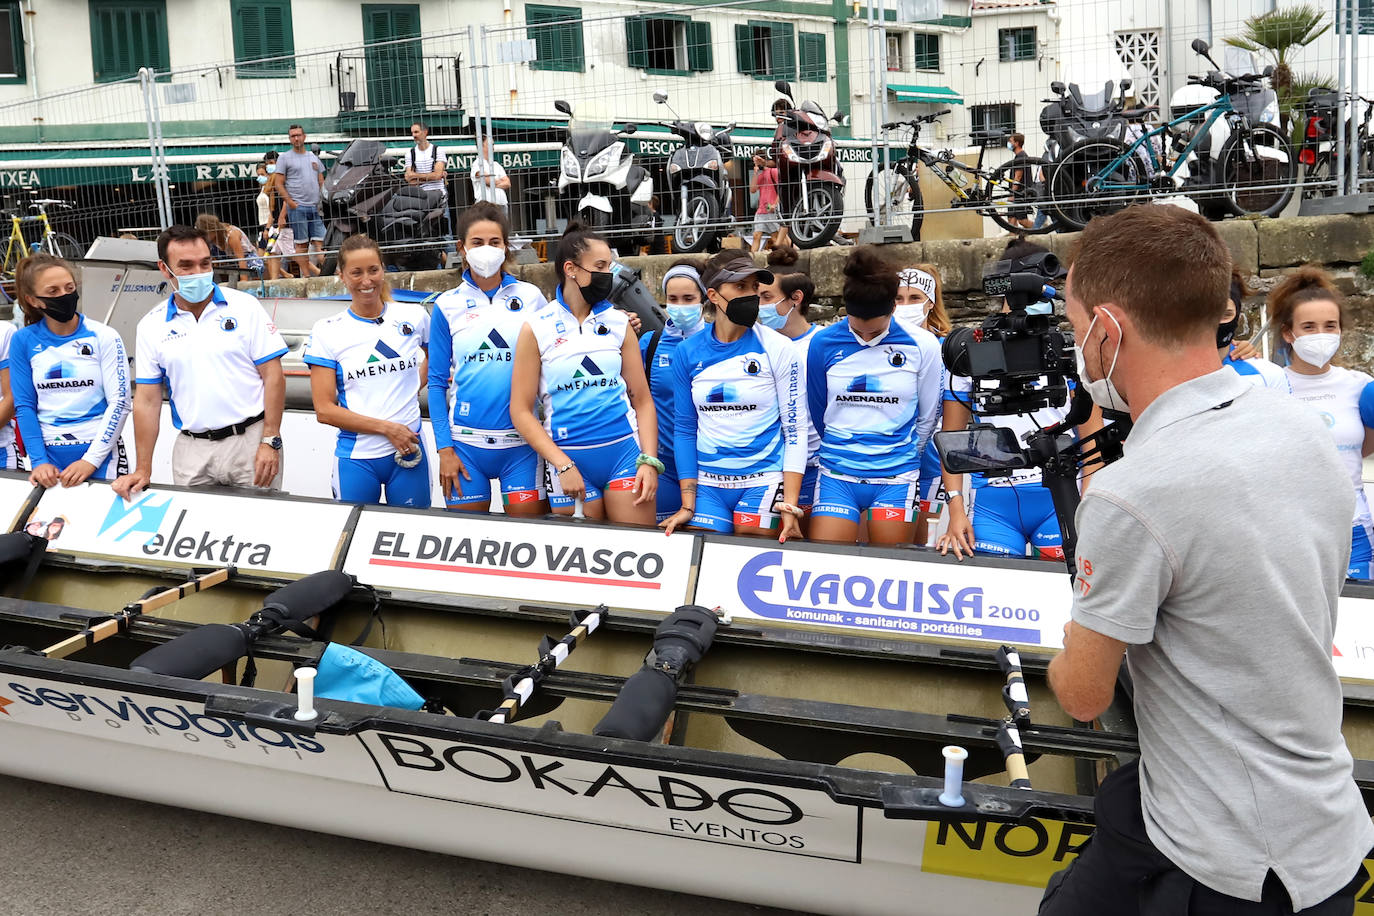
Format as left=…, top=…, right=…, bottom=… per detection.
left=313, top=643, right=424, bottom=710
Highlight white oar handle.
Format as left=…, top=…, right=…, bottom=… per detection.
left=294, top=667, right=317, bottom=721
left=939, top=746, right=968, bottom=807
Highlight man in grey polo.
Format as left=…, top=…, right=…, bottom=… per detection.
left=273, top=124, right=325, bottom=279
left=1042, top=204, right=1371, bottom=914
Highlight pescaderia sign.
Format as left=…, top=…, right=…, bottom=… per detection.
left=362, top=731, right=860, bottom=861
left=692, top=542, right=1073, bottom=648
left=25, top=482, right=352, bottom=579
left=344, top=510, right=694, bottom=614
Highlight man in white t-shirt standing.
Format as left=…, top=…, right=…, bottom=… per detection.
left=113, top=225, right=288, bottom=496
left=470, top=135, right=510, bottom=209
left=405, top=120, right=454, bottom=265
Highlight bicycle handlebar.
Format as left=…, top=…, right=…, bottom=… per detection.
left=882, top=110, right=951, bottom=130
left=29, top=199, right=72, bottom=209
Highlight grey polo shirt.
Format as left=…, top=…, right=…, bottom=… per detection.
left=1071, top=367, right=1372, bottom=908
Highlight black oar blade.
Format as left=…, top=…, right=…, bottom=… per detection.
left=259, top=570, right=356, bottom=627
left=130, top=624, right=250, bottom=680
left=0, top=531, right=39, bottom=567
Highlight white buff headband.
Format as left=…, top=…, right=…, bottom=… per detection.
left=897, top=268, right=937, bottom=300
left=662, top=264, right=707, bottom=298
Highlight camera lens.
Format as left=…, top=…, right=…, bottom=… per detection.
left=943, top=327, right=975, bottom=378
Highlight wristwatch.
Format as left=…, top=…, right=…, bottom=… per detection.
left=261, top=436, right=283, bottom=450
left=556, top=463, right=574, bottom=475
left=943, top=489, right=963, bottom=504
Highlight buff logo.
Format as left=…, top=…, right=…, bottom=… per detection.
left=5, top=682, right=324, bottom=756
left=734, top=550, right=1044, bottom=643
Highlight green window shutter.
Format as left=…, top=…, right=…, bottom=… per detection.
left=735, top=24, right=756, bottom=76
left=527, top=4, right=583, bottom=73
left=770, top=21, right=795, bottom=80
left=625, top=15, right=648, bottom=70
left=233, top=0, right=298, bottom=76
left=0, top=2, right=24, bottom=82
left=798, top=32, right=826, bottom=82
left=90, top=1, right=168, bottom=83
left=686, top=20, right=712, bottom=72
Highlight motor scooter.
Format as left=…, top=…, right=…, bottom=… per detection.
left=553, top=99, right=654, bottom=256
left=653, top=91, right=735, bottom=253
left=771, top=81, right=846, bottom=249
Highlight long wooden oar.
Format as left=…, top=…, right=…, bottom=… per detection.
left=39, top=566, right=235, bottom=660
left=994, top=644, right=1032, bottom=790
left=482, top=605, right=607, bottom=726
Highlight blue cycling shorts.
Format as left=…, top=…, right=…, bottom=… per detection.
left=333, top=452, right=432, bottom=507
left=692, top=480, right=784, bottom=533
left=0, top=445, right=15, bottom=472
left=811, top=473, right=918, bottom=525
left=971, top=483, right=1063, bottom=560
left=446, top=441, right=543, bottom=509
left=548, top=435, right=640, bottom=509
left=1350, top=522, right=1373, bottom=580
left=799, top=464, right=820, bottom=510
left=655, top=455, right=681, bottom=523
left=44, top=441, right=126, bottom=480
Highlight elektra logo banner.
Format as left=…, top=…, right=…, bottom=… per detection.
left=345, top=511, right=695, bottom=613
left=363, top=732, right=859, bottom=861
left=26, top=482, right=352, bottom=577
left=694, top=543, right=1072, bottom=647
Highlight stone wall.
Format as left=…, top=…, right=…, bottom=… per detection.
left=238, top=212, right=1374, bottom=368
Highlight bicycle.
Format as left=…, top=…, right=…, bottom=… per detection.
left=0, top=198, right=84, bottom=283
left=866, top=112, right=1053, bottom=240
left=1048, top=69, right=1294, bottom=230
left=1295, top=91, right=1374, bottom=200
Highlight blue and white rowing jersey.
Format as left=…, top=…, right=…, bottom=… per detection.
left=0, top=320, right=16, bottom=452
left=1224, top=353, right=1290, bottom=392
left=673, top=324, right=807, bottom=488
left=1286, top=364, right=1374, bottom=527
left=10, top=315, right=130, bottom=467
left=303, top=300, right=429, bottom=459
left=428, top=271, right=548, bottom=450
left=526, top=288, right=635, bottom=447
left=789, top=324, right=822, bottom=466
left=641, top=319, right=704, bottom=471
left=807, top=317, right=941, bottom=480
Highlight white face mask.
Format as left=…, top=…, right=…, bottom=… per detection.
left=894, top=302, right=929, bottom=327
left=1074, top=310, right=1127, bottom=412
left=1290, top=332, right=1340, bottom=368
left=464, top=245, right=506, bottom=278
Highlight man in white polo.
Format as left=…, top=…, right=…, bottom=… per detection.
left=113, top=225, right=287, bottom=496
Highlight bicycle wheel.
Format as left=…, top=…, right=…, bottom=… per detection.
left=985, top=157, right=1053, bottom=235
left=1300, top=151, right=1336, bottom=200
left=864, top=163, right=921, bottom=239
left=1048, top=139, right=1143, bottom=231
left=1219, top=125, right=1295, bottom=217
left=45, top=232, right=85, bottom=261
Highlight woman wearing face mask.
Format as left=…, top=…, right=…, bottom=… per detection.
left=760, top=247, right=822, bottom=522
left=428, top=202, right=549, bottom=516
left=938, top=241, right=1102, bottom=560
left=663, top=251, right=807, bottom=542
left=639, top=260, right=708, bottom=522
left=305, top=235, right=431, bottom=506
left=10, top=254, right=131, bottom=487
left=806, top=248, right=942, bottom=545
left=510, top=224, right=658, bottom=526
left=1267, top=267, right=1374, bottom=578
left=896, top=265, right=953, bottom=545
left=1220, top=270, right=1288, bottom=391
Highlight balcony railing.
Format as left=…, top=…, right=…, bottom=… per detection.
left=333, top=53, right=463, bottom=115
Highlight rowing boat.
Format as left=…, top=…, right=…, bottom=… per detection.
left=0, top=474, right=1372, bottom=914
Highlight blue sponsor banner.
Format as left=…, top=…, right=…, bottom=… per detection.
left=694, top=543, right=1071, bottom=649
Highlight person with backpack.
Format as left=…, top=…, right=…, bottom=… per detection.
left=405, top=120, right=454, bottom=266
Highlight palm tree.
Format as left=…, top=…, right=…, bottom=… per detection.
left=1225, top=4, right=1331, bottom=131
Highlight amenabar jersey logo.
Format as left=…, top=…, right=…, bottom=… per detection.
left=478, top=329, right=509, bottom=351
left=572, top=355, right=604, bottom=379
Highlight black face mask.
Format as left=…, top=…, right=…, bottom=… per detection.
left=576, top=269, right=614, bottom=304
left=36, top=290, right=79, bottom=323
left=1217, top=314, right=1240, bottom=349
left=845, top=298, right=895, bottom=321
left=724, top=294, right=760, bottom=327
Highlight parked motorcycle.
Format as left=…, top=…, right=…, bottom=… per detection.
left=772, top=81, right=847, bottom=249
left=553, top=100, right=654, bottom=256
left=653, top=91, right=735, bottom=254
left=318, top=138, right=447, bottom=274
